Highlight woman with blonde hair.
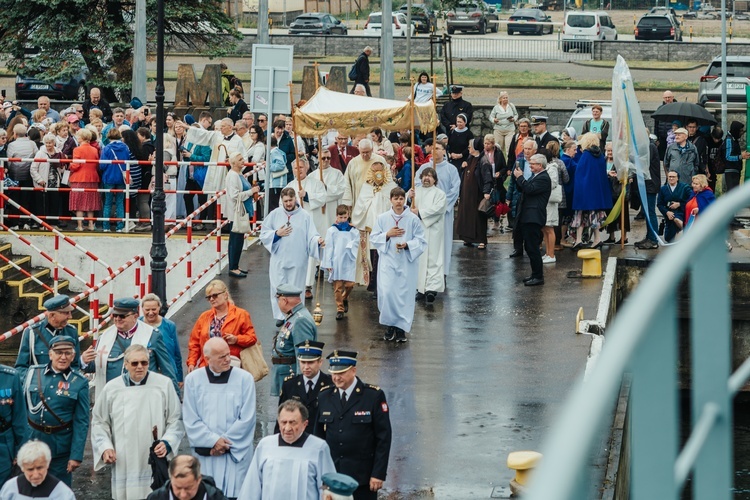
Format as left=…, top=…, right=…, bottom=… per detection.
left=570, top=132, right=612, bottom=250
left=489, top=91, right=518, bottom=160
left=187, top=279, right=257, bottom=371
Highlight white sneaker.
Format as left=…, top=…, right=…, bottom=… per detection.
left=542, top=255, right=556, bottom=264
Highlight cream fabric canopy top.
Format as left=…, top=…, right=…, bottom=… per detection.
left=293, top=86, right=439, bottom=136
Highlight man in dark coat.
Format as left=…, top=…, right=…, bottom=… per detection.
left=513, top=153, right=552, bottom=286
left=653, top=90, right=675, bottom=160
left=147, top=455, right=228, bottom=500
left=272, top=119, right=297, bottom=185
left=635, top=137, right=663, bottom=250
left=81, top=87, right=113, bottom=124
left=657, top=171, right=691, bottom=242
left=277, top=340, right=332, bottom=434
left=439, top=85, right=473, bottom=133
left=531, top=115, right=557, bottom=153
left=328, top=134, right=360, bottom=173
left=351, top=47, right=373, bottom=97
left=315, top=351, right=391, bottom=500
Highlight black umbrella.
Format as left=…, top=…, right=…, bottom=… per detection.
left=148, top=426, right=170, bottom=491
left=651, top=102, right=717, bottom=126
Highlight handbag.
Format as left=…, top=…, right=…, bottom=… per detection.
left=271, top=167, right=288, bottom=179
left=231, top=198, right=252, bottom=234
left=549, top=185, right=563, bottom=203
left=239, top=340, right=269, bottom=381
left=478, top=197, right=494, bottom=217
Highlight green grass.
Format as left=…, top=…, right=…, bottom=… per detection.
left=576, top=60, right=705, bottom=70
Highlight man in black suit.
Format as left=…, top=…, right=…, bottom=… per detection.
left=277, top=340, right=332, bottom=434
left=314, top=351, right=391, bottom=500
left=531, top=115, right=556, bottom=154
left=514, top=153, right=552, bottom=286
left=328, top=134, right=360, bottom=174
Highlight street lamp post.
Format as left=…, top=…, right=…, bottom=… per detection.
left=151, top=0, right=168, bottom=308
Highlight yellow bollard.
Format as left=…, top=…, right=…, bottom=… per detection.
left=507, top=451, right=543, bottom=496
left=730, top=19, right=733, bottom=41
left=577, top=249, right=602, bottom=277
left=633, top=14, right=637, bottom=34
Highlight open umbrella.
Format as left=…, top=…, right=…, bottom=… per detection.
left=651, top=102, right=717, bottom=126
left=148, top=426, right=169, bottom=491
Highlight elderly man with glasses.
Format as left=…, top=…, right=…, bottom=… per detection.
left=328, top=134, right=359, bottom=173
left=23, top=336, right=89, bottom=487
left=93, top=297, right=179, bottom=395
left=92, top=344, right=184, bottom=500
left=318, top=150, right=347, bottom=227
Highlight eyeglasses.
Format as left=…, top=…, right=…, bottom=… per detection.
left=51, top=350, right=74, bottom=357
left=206, top=292, right=225, bottom=301
left=112, top=313, right=132, bottom=319
left=129, top=360, right=149, bottom=366
left=258, top=118, right=267, bottom=122
left=320, top=157, right=331, bottom=160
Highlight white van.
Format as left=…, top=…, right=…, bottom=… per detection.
left=562, top=11, right=617, bottom=52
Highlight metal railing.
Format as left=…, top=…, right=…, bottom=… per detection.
left=526, top=183, right=750, bottom=499
left=450, top=33, right=593, bottom=61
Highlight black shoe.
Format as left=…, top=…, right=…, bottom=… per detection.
left=383, top=327, right=395, bottom=341
left=615, top=238, right=628, bottom=245
left=572, top=242, right=583, bottom=251
left=635, top=239, right=659, bottom=249
left=415, top=292, right=425, bottom=301
left=522, top=276, right=534, bottom=283
left=229, top=270, right=246, bottom=278
left=275, top=319, right=284, bottom=328
left=635, top=211, right=645, bottom=220
left=524, top=278, right=544, bottom=287
left=591, top=242, right=603, bottom=249
left=463, top=242, right=474, bottom=247
left=238, top=268, right=248, bottom=275
left=425, top=291, right=436, bottom=303
left=343, top=299, right=349, bottom=312
left=603, top=236, right=616, bottom=244
left=336, top=312, right=344, bottom=320
left=395, top=328, right=407, bottom=343
left=509, top=250, right=523, bottom=258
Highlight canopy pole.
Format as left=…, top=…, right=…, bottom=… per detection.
left=620, top=177, right=626, bottom=250
left=432, top=73, right=438, bottom=150
left=288, top=81, right=303, bottom=207
left=314, top=62, right=326, bottom=213
left=410, top=76, right=416, bottom=201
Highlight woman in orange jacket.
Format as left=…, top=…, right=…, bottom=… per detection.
left=187, top=279, right=257, bottom=370
left=70, top=128, right=101, bottom=231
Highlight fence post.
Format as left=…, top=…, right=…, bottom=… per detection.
left=187, top=218, right=193, bottom=301
left=0, top=160, right=4, bottom=228
left=216, top=197, right=223, bottom=275
left=53, top=235, right=60, bottom=294
left=124, top=162, right=131, bottom=233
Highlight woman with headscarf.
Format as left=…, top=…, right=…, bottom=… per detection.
left=456, top=137, right=493, bottom=249
left=447, top=113, right=473, bottom=174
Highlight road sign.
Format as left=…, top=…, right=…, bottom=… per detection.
left=250, top=44, right=294, bottom=115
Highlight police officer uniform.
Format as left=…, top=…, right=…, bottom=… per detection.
left=271, top=284, right=317, bottom=397
left=24, top=337, right=90, bottom=486
left=439, top=85, right=474, bottom=132
left=277, top=340, right=332, bottom=433
left=0, top=364, right=28, bottom=486
left=322, top=471, right=359, bottom=498
left=15, top=295, right=94, bottom=381
left=314, top=351, right=392, bottom=500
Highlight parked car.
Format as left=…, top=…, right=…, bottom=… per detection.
left=561, top=11, right=617, bottom=52
left=16, top=68, right=88, bottom=101
left=698, top=56, right=750, bottom=107
left=635, top=13, right=682, bottom=41
left=565, top=100, right=613, bottom=137
left=288, top=13, right=348, bottom=35
left=507, top=8, right=554, bottom=35
left=446, top=2, right=500, bottom=34
left=363, top=12, right=416, bottom=37
left=398, top=3, right=437, bottom=33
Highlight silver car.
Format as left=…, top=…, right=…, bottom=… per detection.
left=698, top=56, right=750, bottom=108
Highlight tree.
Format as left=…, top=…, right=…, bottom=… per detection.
left=0, top=0, right=241, bottom=100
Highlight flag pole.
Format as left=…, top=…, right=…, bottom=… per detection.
left=410, top=76, right=417, bottom=202
left=288, top=81, right=303, bottom=207
left=432, top=73, right=438, bottom=150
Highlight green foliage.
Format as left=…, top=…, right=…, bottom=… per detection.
left=0, top=0, right=240, bottom=93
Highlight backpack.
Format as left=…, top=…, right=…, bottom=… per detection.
left=229, top=75, right=244, bottom=95
left=713, top=138, right=727, bottom=175
left=348, top=62, right=358, bottom=82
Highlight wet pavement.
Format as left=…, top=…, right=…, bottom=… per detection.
left=70, top=232, right=600, bottom=499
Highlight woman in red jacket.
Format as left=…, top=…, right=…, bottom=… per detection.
left=187, top=279, right=257, bottom=371
left=70, top=128, right=101, bottom=231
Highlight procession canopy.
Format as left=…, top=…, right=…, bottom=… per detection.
left=293, top=86, right=439, bottom=136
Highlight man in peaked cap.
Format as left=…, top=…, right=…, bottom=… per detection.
left=15, top=294, right=95, bottom=381
left=277, top=340, right=332, bottom=434
left=531, top=115, right=556, bottom=153
left=322, top=472, right=359, bottom=500
left=270, top=284, right=318, bottom=397
left=439, top=85, right=473, bottom=133
left=314, top=351, right=392, bottom=500
left=93, top=297, right=179, bottom=395
left=23, top=336, right=90, bottom=486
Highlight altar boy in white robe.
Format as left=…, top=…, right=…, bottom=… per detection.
left=183, top=337, right=256, bottom=499
left=410, top=167, right=447, bottom=304
left=91, top=345, right=184, bottom=500
left=284, top=159, right=328, bottom=299
left=370, top=187, right=426, bottom=343
left=322, top=205, right=359, bottom=320
left=260, top=187, right=323, bottom=326
left=239, top=400, right=335, bottom=500
left=414, top=142, right=461, bottom=277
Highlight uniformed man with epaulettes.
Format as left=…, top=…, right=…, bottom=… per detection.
left=271, top=284, right=317, bottom=397
left=15, top=295, right=96, bottom=381
left=0, top=364, right=28, bottom=486
left=24, top=336, right=90, bottom=486
left=276, top=340, right=332, bottom=434
left=314, top=350, right=392, bottom=500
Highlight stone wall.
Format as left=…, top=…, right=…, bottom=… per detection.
left=594, top=40, right=750, bottom=63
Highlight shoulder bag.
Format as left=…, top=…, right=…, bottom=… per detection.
left=231, top=197, right=252, bottom=234
left=240, top=340, right=269, bottom=381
